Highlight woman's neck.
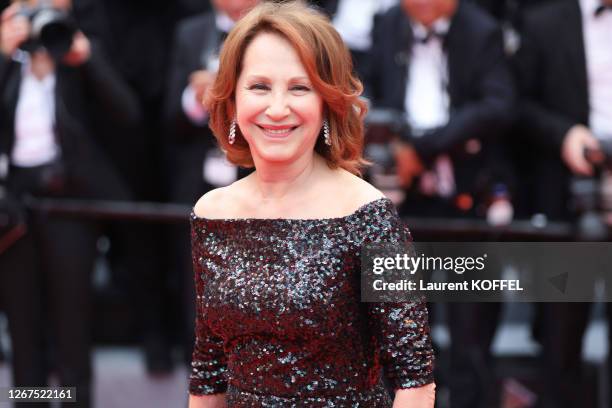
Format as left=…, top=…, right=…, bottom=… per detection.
left=250, top=153, right=325, bottom=202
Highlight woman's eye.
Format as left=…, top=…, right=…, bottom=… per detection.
left=249, top=83, right=269, bottom=91
left=291, top=85, right=310, bottom=92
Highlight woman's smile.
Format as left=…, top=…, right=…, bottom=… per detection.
left=257, top=124, right=300, bottom=139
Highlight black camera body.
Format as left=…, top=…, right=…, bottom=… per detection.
left=363, top=108, right=409, bottom=168
left=571, top=140, right=612, bottom=240
left=593, top=139, right=612, bottom=170
left=18, top=3, right=76, bottom=59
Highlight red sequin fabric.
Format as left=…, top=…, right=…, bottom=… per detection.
left=189, top=198, right=434, bottom=407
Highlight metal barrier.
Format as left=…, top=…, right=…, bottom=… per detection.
left=16, top=197, right=576, bottom=241
left=25, top=197, right=191, bottom=223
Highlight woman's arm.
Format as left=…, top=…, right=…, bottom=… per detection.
left=393, top=383, right=436, bottom=408
left=188, top=218, right=229, bottom=398
left=362, top=208, right=436, bottom=405
left=188, top=393, right=226, bottom=408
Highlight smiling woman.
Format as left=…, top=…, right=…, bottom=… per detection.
left=234, top=31, right=324, bottom=166
left=207, top=0, right=367, bottom=174
left=188, top=1, right=435, bottom=407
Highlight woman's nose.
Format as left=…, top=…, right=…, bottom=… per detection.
left=265, top=92, right=291, bottom=120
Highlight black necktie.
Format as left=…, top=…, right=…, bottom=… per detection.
left=594, top=3, right=612, bottom=16
left=414, top=30, right=445, bottom=45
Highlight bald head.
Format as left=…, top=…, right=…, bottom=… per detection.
left=401, top=0, right=457, bottom=28
left=212, top=0, right=260, bottom=22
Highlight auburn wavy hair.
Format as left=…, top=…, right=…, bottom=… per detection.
left=207, top=0, right=368, bottom=175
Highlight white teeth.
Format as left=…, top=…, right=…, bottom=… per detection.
left=263, top=128, right=293, bottom=135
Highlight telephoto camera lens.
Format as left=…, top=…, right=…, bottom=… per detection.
left=18, top=2, right=77, bottom=60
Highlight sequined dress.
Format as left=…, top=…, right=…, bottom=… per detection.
left=189, top=198, right=434, bottom=407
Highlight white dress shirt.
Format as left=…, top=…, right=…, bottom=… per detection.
left=404, top=19, right=451, bottom=133
left=404, top=19, right=455, bottom=198
left=11, top=56, right=60, bottom=167
left=581, top=0, right=612, bottom=139
left=332, top=0, right=398, bottom=51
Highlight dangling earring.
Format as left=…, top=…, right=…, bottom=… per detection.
left=229, top=119, right=236, bottom=145
left=323, top=119, right=331, bottom=146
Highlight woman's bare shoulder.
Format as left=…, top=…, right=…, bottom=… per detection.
left=193, top=188, right=229, bottom=219
left=335, top=170, right=387, bottom=212
left=193, top=179, right=248, bottom=219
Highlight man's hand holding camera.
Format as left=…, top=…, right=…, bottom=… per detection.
left=1, top=1, right=89, bottom=66
left=0, top=3, right=29, bottom=57
left=62, top=30, right=90, bottom=66
left=393, top=141, right=425, bottom=188
left=189, top=69, right=216, bottom=110
left=562, top=124, right=604, bottom=176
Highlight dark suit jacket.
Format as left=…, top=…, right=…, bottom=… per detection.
left=309, top=0, right=339, bottom=16
left=165, top=12, right=219, bottom=146
left=366, top=3, right=515, bottom=201
left=164, top=12, right=222, bottom=203
left=0, top=41, right=141, bottom=200
left=514, top=0, right=587, bottom=149
left=513, top=0, right=587, bottom=219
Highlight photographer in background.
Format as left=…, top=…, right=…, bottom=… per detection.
left=164, top=0, right=258, bottom=366
left=365, top=0, right=515, bottom=406
left=366, top=0, right=515, bottom=222
left=0, top=0, right=140, bottom=406
left=513, top=0, right=611, bottom=406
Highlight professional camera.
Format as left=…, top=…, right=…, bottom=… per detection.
left=571, top=139, right=612, bottom=240
left=363, top=108, right=409, bottom=201
left=363, top=108, right=443, bottom=204
left=18, top=1, right=76, bottom=59
left=364, top=107, right=513, bottom=223
left=363, top=107, right=446, bottom=168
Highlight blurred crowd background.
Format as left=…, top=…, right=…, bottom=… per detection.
left=0, top=0, right=611, bottom=407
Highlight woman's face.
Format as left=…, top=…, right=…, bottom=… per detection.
left=235, top=32, right=324, bottom=167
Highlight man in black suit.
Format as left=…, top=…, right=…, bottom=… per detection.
left=468, top=0, right=565, bottom=20
left=84, top=0, right=188, bottom=375
left=514, top=0, right=609, bottom=219
left=0, top=1, right=140, bottom=406
left=165, top=0, right=259, bottom=363
left=367, top=0, right=515, bottom=220
left=514, top=0, right=612, bottom=406
left=366, top=1, right=514, bottom=407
